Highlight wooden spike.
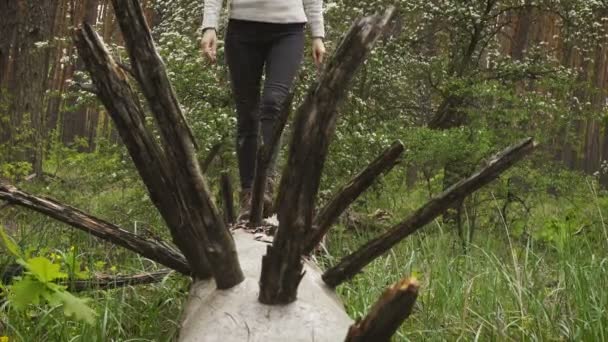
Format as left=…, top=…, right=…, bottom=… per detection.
left=220, top=171, right=236, bottom=225
left=87, top=0, right=244, bottom=288
left=323, top=138, right=536, bottom=287
left=345, top=277, right=419, bottom=342
left=0, top=183, right=191, bottom=275
left=250, top=92, right=294, bottom=227
left=304, top=140, right=404, bottom=255
left=259, top=7, right=397, bottom=304
left=74, top=24, right=211, bottom=280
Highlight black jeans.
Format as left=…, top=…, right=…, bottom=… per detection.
left=225, top=19, right=305, bottom=190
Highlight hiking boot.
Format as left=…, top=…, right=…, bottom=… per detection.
left=237, top=189, right=252, bottom=222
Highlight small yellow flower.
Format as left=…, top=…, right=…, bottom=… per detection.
left=1, top=335, right=10, bottom=342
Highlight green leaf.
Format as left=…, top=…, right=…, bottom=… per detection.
left=9, top=276, right=48, bottom=310
left=0, top=225, right=23, bottom=259
left=26, top=257, right=67, bottom=283
left=53, top=291, right=97, bottom=325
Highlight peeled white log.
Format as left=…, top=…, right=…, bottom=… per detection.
left=179, top=229, right=353, bottom=342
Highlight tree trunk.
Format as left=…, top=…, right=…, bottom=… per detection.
left=179, top=229, right=353, bottom=342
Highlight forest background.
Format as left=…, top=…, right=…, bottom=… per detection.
left=1, top=0, right=608, bottom=340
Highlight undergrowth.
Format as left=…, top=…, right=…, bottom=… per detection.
left=1, top=147, right=607, bottom=341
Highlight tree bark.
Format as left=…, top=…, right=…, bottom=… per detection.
left=249, top=92, right=294, bottom=227
left=74, top=24, right=212, bottom=280
left=258, top=7, right=397, bottom=304
left=108, top=0, right=243, bottom=289
left=179, top=230, right=353, bottom=342
left=220, top=171, right=236, bottom=225
left=0, top=183, right=191, bottom=275
left=323, top=138, right=536, bottom=287
left=345, top=277, right=419, bottom=342
left=304, top=140, right=404, bottom=255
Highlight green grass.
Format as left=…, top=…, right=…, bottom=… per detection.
left=1, top=157, right=608, bottom=341
left=324, top=224, right=608, bottom=341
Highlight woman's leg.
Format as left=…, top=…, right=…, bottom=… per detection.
left=260, top=26, right=305, bottom=176
left=224, top=21, right=268, bottom=191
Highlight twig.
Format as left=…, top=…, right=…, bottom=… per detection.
left=73, top=82, right=99, bottom=95
left=65, top=269, right=173, bottom=292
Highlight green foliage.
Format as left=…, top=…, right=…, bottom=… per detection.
left=3, top=0, right=608, bottom=339
left=0, top=226, right=96, bottom=325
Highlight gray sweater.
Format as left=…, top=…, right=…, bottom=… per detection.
left=202, top=0, right=325, bottom=38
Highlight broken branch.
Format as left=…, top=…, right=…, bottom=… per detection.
left=74, top=24, right=212, bottom=280
left=259, top=7, right=397, bottom=304
left=110, top=0, right=243, bottom=288
left=250, top=92, right=294, bottom=227
left=323, top=138, right=536, bottom=287
left=304, top=140, right=404, bottom=255
left=0, top=183, right=191, bottom=275
left=345, top=277, right=419, bottom=342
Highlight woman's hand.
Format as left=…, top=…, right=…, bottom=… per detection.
left=200, top=29, right=218, bottom=63
left=312, top=38, right=326, bottom=69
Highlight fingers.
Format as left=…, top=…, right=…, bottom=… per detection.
left=313, top=48, right=325, bottom=69
left=316, top=49, right=325, bottom=66
left=200, top=31, right=218, bottom=63
left=205, top=40, right=217, bottom=63
left=202, top=41, right=216, bottom=63
left=312, top=39, right=326, bottom=70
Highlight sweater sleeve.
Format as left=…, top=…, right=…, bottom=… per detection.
left=202, top=0, right=223, bottom=30
left=303, top=0, right=325, bottom=38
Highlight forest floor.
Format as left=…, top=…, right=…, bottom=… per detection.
left=1, top=150, right=607, bottom=341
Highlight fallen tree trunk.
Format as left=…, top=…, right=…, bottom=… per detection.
left=179, top=229, right=353, bottom=342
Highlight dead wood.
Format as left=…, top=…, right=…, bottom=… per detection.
left=74, top=24, right=212, bottom=280
left=0, top=183, right=191, bottom=275
left=220, top=171, right=236, bottom=225
left=345, top=277, right=419, bottom=342
left=249, top=92, right=294, bottom=227
left=323, top=138, right=536, bottom=287
left=108, top=0, right=243, bottom=288
left=258, top=7, right=397, bottom=304
left=304, top=140, right=404, bottom=255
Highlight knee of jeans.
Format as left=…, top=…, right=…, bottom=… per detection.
left=260, top=91, right=286, bottom=121
left=236, top=116, right=259, bottom=137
